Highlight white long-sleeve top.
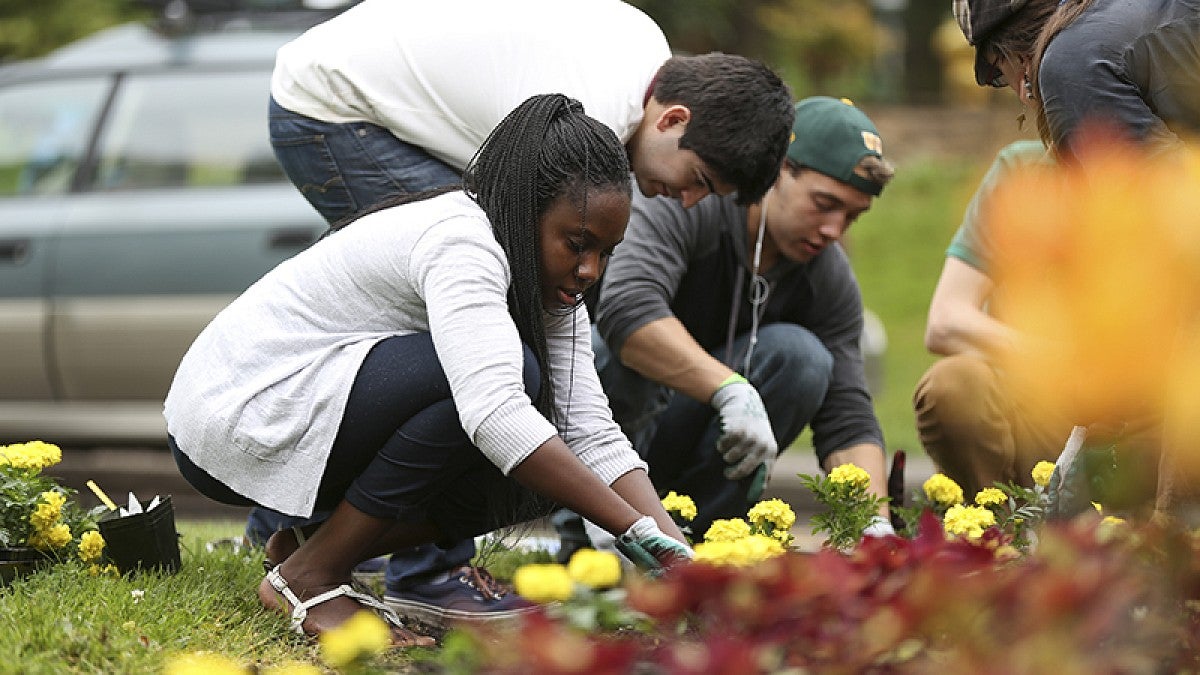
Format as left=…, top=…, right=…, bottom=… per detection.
left=164, top=191, right=645, bottom=517
left=269, top=0, right=670, bottom=170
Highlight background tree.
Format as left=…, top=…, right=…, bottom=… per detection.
left=0, top=0, right=145, bottom=60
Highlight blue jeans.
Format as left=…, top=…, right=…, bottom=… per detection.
left=257, top=98, right=471, bottom=590
left=596, top=323, right=833, bottom=535
left=268, top=97, right=461, bottom=226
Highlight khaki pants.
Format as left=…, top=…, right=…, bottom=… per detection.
left=912, top=354, right=1074, bottom=497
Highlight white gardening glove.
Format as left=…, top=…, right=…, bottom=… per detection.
left=710, top=376, right=778, bottom=481
left=862, top=514, right=896, bottom=538
left=614, top=516, right=694, bottom=572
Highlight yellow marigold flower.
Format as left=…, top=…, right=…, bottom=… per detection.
left=29, top=501, right=62, bottom=531
left=923, top=473, right=964, bottom=506
left=28, top=522, right=71, bottom=550
left=513, top=563, right=574, bottom=604
left=1032, top=461, right=1055, bottom=488
left=0, top=440, right=62, bottom=471
left=974, top=487, right=1007, bottom=507
left=78, top=530, right=106, bottom=563
left=829, top=463, right=871, bottom=489
left=942, top=504, right=996, bottom=540
left=703, top=518, right=752, bottom=543
left=694, top=534, right=784, bottom=567
left=88, top=563, right=119, bottom=577
left=318, top=610, right=391, bottom=668
left=567, top=549, right=621, bottom=589
left=748, top=499, right=796, bottom=545
left=661, top=491, right=698, bottom=521
left=163, top=652, right=249, bottom=675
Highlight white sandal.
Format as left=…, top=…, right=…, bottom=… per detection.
left=264, top=565, right=431, bottom=645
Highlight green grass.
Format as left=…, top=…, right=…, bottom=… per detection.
left=0, top=520, right=551, bottom=673
left=0, top=520, right=355, bottom=673
left=847, top=155, right=990, bottom=458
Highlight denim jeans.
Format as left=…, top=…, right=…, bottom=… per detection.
left=221, top=334, right=547, bottom=586
left=268, top=97, right=461, bottom=226
left=257, top=100, right=471, bottom=589
left=595, top=323, right=833, bottom=535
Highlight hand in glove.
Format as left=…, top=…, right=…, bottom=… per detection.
left=711, top=375, right=778, bottom=481
left=615, top=516, right=693, bottom=573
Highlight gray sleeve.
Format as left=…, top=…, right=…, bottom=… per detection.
left=805, top=246, right=885, bottom=462
left=1039, top=18, right=1170, bottom=156
left=594, top=194, right=702, bottom=356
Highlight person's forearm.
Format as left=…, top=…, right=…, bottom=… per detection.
left=609, top=469, right=687, bottom=542
left=508, top=436, right=642, bottom=536
left=822, top=443, right=889, bottom=516
left=619, top=317, right=732, bottom=404
left=925, top=308, right=1021, bottom=360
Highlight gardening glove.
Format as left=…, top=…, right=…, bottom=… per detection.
left=711, top=375, right=777, bottom=481
left=615, top=516, right=693, bottom=573
left=861, top=514, right=896, bottom=538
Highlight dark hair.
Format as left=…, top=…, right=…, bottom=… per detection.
left=652, top=52, right=794, bottom=205
left=463, top=93, right=631, bottom=417
left=979, top=0, right=1060, bottom=70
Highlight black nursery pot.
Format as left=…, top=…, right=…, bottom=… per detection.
left=98, top=496, right=181, bottom=574
left=0, top=547, right=48, bottom=585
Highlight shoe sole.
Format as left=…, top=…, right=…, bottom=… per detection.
left=383, top=596, right=539, bottom=628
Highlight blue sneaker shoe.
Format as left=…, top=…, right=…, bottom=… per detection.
left=384, top=565, right=536, bottom=626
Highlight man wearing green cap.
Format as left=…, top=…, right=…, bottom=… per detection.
left=590, top=96, right=896, bottom=538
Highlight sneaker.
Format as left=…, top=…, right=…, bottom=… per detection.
left=383, top=565, right=537, bottom=627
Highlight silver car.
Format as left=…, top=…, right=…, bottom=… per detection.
left=0, top=9, right=337, bottom=445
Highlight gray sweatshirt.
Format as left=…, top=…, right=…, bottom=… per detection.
left=595, top=192, right=883, bottom=463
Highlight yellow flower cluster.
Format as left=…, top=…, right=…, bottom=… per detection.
left=567, top=548, right=622, bottom=589
left=78, top=530, right=106, bottom=563
left=829, top=463, right=871, bottom=489
left=974, top=487, right=1007, bottom=507
left=513, top=562, right=575, bottom=604
left=748, top=498, right=796, bottom=542
left=1032, top=461, right=1055, bottom=488
left=29, top=491, right=65, bottom=530
left=27, top=523, right=71, bottom=550
left=513, top=549, right=624, bottom=604
left=923, top=473, right=964, bottom=506
left=693, top=534, right=785, bottom=567
left=0, top=440, right=62, bottom=472
left=942, top=504, right=996, bottom=540
left=661, top=491, right=697, bottom=521
left=26, top=490, right=71, bottom=550
left=703, top=518, right=753, bottom=543
left=318, top=610, right=391, bottom=668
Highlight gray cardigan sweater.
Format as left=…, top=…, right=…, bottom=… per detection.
left=165, top=191, right=645, bottom=517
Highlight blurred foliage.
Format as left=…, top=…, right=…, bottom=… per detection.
left=0, top=0, right=147, bottom=61
left=1, top=0, right=948, bottom=103
left=631, top=0, right=882, bottom=101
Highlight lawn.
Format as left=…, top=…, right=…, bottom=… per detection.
left=845, top=154, right=988, bottom=458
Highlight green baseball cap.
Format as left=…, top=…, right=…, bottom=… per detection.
left=786, top=96, right=886, bottom=196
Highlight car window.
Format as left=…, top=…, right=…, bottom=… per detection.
left=0, top=78, right=110, bottom=197
left=91, top=69, right=284, bottom=191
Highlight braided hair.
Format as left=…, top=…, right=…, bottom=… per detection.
left=462, top=93, right=631, bottom=419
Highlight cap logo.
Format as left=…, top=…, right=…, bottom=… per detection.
left=861, top=130, right=883, bottom=155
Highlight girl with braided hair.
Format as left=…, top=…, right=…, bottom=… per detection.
left=164, top=94, right=691, bottom=646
